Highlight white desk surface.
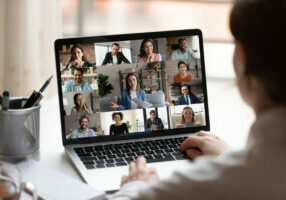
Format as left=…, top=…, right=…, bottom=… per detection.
left=40, top=78, right=255, bottom=181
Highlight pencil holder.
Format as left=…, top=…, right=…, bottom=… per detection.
left=0, top=97, right=40, bottom=161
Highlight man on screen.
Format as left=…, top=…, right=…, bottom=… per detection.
left=71, top=116, right=95, bottom=139
left=63, top=68, right=92, bottom=92
left=171, top=38, right=196, bottom=60
left=146, top=110, right=164, bottom=131
left=178, top=85, right=201, bottom=105
left=102, top=43, right=131, bottom=65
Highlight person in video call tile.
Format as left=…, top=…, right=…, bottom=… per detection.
left=63, top=68, right=92, bottom=92
left=146, top=110, right=164, bottom=131
left=173, top=60, right=192, bottom=83
left=176, top=107, right=196, bottom=128
left=178, top=85, right=201, bottom=105
left=102, top=43, right=131, bottom=66
left=63, top=44, right=93, bottom=72
left=71, top=116, right=95, bottom=139
left=137, top=39, right=162, bottom=63
left=110, top=73, right=146, bottom=110
left=171, top=38, right=196, bottom=60
left=109, top=112, right=129, bottom=136
left=70, top=93, right=92, bottom=116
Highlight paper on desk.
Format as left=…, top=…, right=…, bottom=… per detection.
left=133, top=98, right=153, bottom=108
left=16, top=159, right=105, bottom=200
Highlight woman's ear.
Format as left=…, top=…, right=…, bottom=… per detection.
left=233, top=41, right=247, bottom=78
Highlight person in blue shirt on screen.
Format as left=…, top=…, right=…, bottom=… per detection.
left=71, top=116, right=95, bottom=139
left=171, top=38, right=196, bottom=60
left=63, top=68, right=92, bottom=92
left=110, top=73, right=146, bottom=110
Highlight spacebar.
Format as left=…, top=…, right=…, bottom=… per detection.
left=147, top=157, right=175, bottom=163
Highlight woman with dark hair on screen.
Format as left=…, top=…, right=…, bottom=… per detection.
left=63, top=44, right=92, bottom=71
left=70, top=93, right=92, bottom=116
left=109, top=112, right=129, bottom=136
left=137, top=39, right=162, bottom=63
left=109, top=0, right=286, bottom=199
left=173, top=60, right=192, bottom=83
left=110, top=73, right=147, bottom=110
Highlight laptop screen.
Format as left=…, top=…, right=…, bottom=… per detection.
left=55, top=29, right=210, bottom=144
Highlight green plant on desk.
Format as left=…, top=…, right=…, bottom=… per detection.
left=98, top=74, right=114, bottom=97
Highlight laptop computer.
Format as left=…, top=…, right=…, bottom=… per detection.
left=54, top=29, right=210, bottom=192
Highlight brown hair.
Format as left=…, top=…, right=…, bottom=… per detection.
left=70, top=44, right=88, bottom=62
left=230, top=0, right=286, bottom=104
left=125, top=73, right=141, bottom=95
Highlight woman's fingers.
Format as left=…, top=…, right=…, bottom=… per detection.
left=197, top=131, right=209, bottom=136
left=179, top=136, right=203, bottom=151
left=136, top=157, right=147, bottom=174
left=186, top=148, right=203, bottom=159
left=129, top=161, right=136, bottom=178
left=120, top=175, right=128, bottom=186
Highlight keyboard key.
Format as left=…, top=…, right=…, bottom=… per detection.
left=106, top=163, right=116, bottom=168
left=147, top=157, right=175, bottom=163
left=126, top=152, right=136, bottom=157
left=95, top=160, right=105, bottom=164
left=77, top=153, right=92, bottom=158
left=97, top=155, right=107, bottom=160
left=116, top=162, right=127, bottom=166
left=83, top=161, right=94, bottom=165
left=125, top=157, right=135, bottom=162
left=86, top=164, right=95, bottom=169
left=74, top=147, right=85, bottom=154
left=96, top=164, right=106, bottom=168
left=107, top=154, right=117, bottom=159
left=117, top=153, right=126, bottom=158
left=115, top=158, right=124, bottom=163
left=105, top=159, right=115, bottom=163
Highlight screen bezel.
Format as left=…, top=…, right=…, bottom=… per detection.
left=54, top=29, right=210, bottom=146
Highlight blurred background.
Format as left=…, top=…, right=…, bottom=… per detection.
left=0, top=0, right=253, bottom=149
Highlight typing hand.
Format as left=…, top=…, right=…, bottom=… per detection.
left=179, top=131, right=230, bottom=160
left=121, top=157, right=159, bottom=187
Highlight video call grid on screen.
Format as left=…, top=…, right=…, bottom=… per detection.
left=55, top=30, right=210, bottom=142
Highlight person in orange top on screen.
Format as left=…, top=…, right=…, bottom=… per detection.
left=173, top=60, right=192, bottom=83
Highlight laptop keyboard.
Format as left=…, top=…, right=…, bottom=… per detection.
left=74, top=137, right=188, bottom=170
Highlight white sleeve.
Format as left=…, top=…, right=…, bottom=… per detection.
left=108, top=150, right=249, bottom=200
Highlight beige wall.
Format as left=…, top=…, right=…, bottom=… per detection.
left=0, top=0, right=61, bottom=98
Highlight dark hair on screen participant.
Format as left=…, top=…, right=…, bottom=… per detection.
left=63, top=44, right=93, bottom=71
left=146, top=110, right=164, bottom=131
left=63, top=68, right=92, bottom=93
left=102, top=43, right=131, bottom=66
left=137, top=39, right=162, bottom=63
left=109, top=112, right=129, bottom=136
left=173, top=60, right=192, bottom=83
left=110, top=73, right=147, bottom=110
left=171, top=38, right=196, bottom=60
left=70, top=93, right=92, bottom=116
left=178, top=85, right=201, bottom=105
left=71, top=116, right=95, bottom=139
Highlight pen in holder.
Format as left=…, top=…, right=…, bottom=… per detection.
left=0, top=97, right=40, bottom=161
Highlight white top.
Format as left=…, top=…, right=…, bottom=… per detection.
left=130, top=91, right=138, bottom=109
left=76, top=86, right=82, bottom=92
left=112, top=55, right=118, bottom=64
left=109, top=106, right=286, bottom=200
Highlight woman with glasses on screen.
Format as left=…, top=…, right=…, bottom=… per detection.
left=137, top=39, right=162, bottom=63
left=110, top=73, right=147, bottom=110
left=109, top=0, right=286, bottom=199
left=62, top=44, right=93, bottom=72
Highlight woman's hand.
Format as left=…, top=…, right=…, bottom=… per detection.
left=179, top=131, right=230, bottom=159
left=110, top=102, right=119, bottom=109
left=121, top=157, right=159, bottom=187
